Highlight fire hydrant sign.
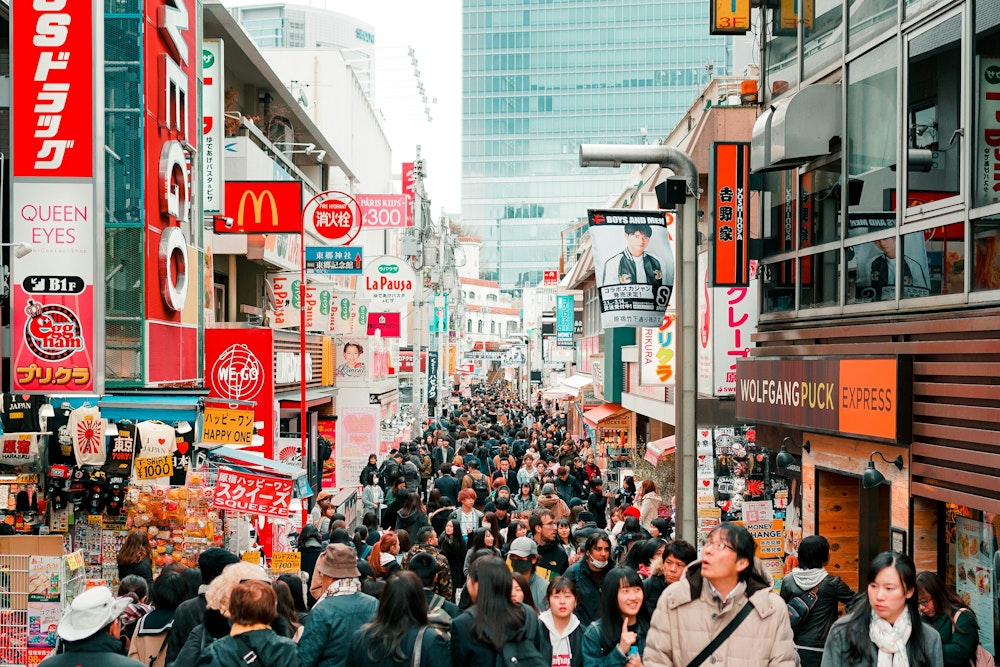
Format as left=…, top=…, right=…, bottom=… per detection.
left=212, top=466, right=293, bottom=519
left=202, top=407, right=256, bottom=446
left=271, top=551, right=301, bottom=573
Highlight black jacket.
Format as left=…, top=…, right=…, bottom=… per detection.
left=431, top=445, right=455, bottom=472
left=195, top=628, right=300, bottom=667
left=555, top=475, right=585, bottom=503
left=779, top=573, right=857, bottom=667
left=395, top=509, right=430, bottom=544
left=118, top=557, right=154, bottom=590
left=167, top=593, right=207, bottom=664
left=359, top=463, right=379, bottom=487
left=43, top=632, right=145, bottom=667
left=536, top=541, right=569, bottom=577
left=346, top=624, right=450, bottom=667
left=587, top=492, right=608, bottom=529
left=450, top=604, right=543, bottom=667
left=643, top=573, right=668, bottom=617
left=564, top=561, right=611, bottom=626
left=538, top=619, right=585, bottom=667
left=433, top=475, right=461, bottom=506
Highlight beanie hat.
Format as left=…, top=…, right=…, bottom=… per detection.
left=199, top=547, right=240, bottom=585
left=623, top=506, right=641, bottom=519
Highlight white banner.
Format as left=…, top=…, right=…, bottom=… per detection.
left=697, top=253, right=759, bottom=397
left=639, top=311, right=677, bottom=386
left=202, top=40, right=224, bottom=213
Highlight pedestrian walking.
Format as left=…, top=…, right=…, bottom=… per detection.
left=43, top=587, right=145, bottom=667
left=128, top=570, right=187, bottom=667
left=915, top=571, right=982, bottom=667
left=539, top=577, right=585, bottom=667
left=564, top=532, right=613, bottom=627
left=167, top=547, right=240, bottom=664
left=117, top=529, right=154, bottom=591
left=642, top=539, right=695, bottom=616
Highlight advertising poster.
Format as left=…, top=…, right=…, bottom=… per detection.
left=202, top=41, right=224, bottom=214
left=975, top=56, right=1000, bottom=208
left=335, top=335, right=372, bottom=386
left=848, top=216, right=931, bottom=302
left=588, top=209, right=675, bottom=328
left=556, top=295, right=575, bottom=347
left=336, top=406, right=379, bottom=486
left=955, top=516, right=996, bottom=653
left=317, top=417, right=337, bottom=489
left=639, top=311, right=677, bottom=386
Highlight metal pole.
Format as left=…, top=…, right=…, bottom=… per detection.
left=676, top=192, right=698, bottom=542
left=411, top=148, right=424, bottom=429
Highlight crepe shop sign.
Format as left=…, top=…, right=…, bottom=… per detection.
left=211, top=467, right=292, bottom=519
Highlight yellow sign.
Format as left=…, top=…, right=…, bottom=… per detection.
left=271, top=551, right=301, bottom=573
left=202, top=407, right=256, bottom=446
left=241, top=551, right=262, bottom=565
left=134, top=455, right=174, bottom=481
left=777, top=0, right=814, bottom=34
left=711, top=0, right=751, bottom=34
left=65, top=551, right=85, bottom=571
left=87, top=515, right=103, bottom=526
left=237, top=189, right=280, bottom=231
left=739, top=519, right=785, bottom=558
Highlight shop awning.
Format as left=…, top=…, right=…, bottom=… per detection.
left=541, top=387, right=574, bottom=400
left=644, top=435, right=676, bottom=465
left=583, top=403, right=626, bottom=427
left=561, top=374, right=593, bottom=392
left=95, top=394, right=203, bottom=422
left=198, top=444, right=311, bottom=498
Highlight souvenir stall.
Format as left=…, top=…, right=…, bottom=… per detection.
left=582, top=404, right=635, bottom=480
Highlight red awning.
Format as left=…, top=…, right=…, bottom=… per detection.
left=583, top=403, right=626, bottom=427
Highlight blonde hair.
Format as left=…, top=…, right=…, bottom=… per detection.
left=205, top=561, right=270, bottom=618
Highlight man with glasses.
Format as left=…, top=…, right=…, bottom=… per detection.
left=602, top=222, right=665, bottom=288
left=529, top=508, right=569, bottom=579
left=645, top=523, right=797, bottom=667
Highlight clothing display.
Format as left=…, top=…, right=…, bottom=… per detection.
left=69, top=405, right=107, bottom=467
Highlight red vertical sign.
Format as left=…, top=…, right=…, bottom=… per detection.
left=402, top=162, right=415, bottom=227
left=711, top=142, right=751, bottom=287
left=205, top=328, right=274, bottom=457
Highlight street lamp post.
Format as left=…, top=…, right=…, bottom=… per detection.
left=579, top=144, right=699, bottom=542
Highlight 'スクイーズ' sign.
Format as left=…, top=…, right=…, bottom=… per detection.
left=212, top=467, right=293, bottom=519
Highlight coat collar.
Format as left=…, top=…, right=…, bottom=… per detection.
left=664, top=560, right=778, bottom=618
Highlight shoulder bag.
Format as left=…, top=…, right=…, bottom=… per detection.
left=411, top=626, right=428, bottom=667
left=685, top=601, right=754, bottom=667
left=952, top=609, right=994, bottom=667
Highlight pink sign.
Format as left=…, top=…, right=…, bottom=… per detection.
left=367, top=312, right=401, bottom=337
left=212, top=466, right=293, bottom=519
left=357, top=194, right=411, bottom=228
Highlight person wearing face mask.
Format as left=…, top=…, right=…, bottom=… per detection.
left=563, top=532, right=614, bottom=627
left=507, top=537, right=551, bottom=611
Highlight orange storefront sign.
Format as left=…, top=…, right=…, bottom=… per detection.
left=219, top=181, right=303, bottom=233
left=838, top=358, right=897, bottom=440
left=711, top=143, right=751, bottom=287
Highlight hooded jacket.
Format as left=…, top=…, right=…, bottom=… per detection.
left=395, top=508, right=429, bottom=544
left=539, top=610, right=584, bottom=667
left=564, top=560, right=611, bottom=627
left=537, top=493, right=570, bottom=521
left=643, top=560, right=797, bottom=667
left=637, top=492, right=663, bottom=531
left=127, top=608, right=175, bottom=667
left=778, top=568, right=857, bottom=667
left=194, top=628, right=299, bottom=667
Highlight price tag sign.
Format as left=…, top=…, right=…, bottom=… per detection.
left=241, top=551, right=261, bottom=565
left=134, top=455, right=174, bottom=480
left=271, top=551, right=301, bottom=573
left=87, top=515, right=103, bottom=526
left=65, top=551, right=85, bottom=571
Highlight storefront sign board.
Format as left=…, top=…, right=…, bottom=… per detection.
left=202, top=407, right=256, bottom=446
left=213, top=466, right=293, bottom=520
left=271, top=551, right=301, bottom=573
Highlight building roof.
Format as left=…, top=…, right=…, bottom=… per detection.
left=460, top=277, right=500, bottom=288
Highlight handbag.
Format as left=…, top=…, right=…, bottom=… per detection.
left=952, top=609, right=995, bottom=667
left=685, top=601, right=754, bottom=667
left=411, top=626, right=428, bottom=667
left=787, top=580, right=823, bottom=629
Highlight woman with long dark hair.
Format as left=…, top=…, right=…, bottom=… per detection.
left=395, top=491, right=429, bottom=545
left=915, top=571, right=977, bottom=667
left=450, top=556, right=544, bottom=666
left=821, top=552, right=942, bottom=667
left=581, top=567, right=650, bottom=667
left=345, top=571, right=449, bottom=667
left=440, top=518, right=468, bottom=597
left=463, top=527, right=501, bottom=576
left=276, top=574, right=309, bottom=628
left=540, top=577, right=585, bottom=667
left=511, top=573, right=539, bottom=613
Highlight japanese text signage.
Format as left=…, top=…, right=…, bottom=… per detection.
left=205, top=328, right=274, bottom=457
left=367, top=312, right=402, bottom=337
left=305, top=247, right=363, bottom=274
left=975, top=56, right=1000, bottom=208
left=427, top=352, right=439, bottom=401
left=270, top=552, right=301, bottom=573
left=735, top=357, right=911, bottom=442
left=303, top=191, right=362, bottom=245
left=213, top=467, right=293, bottom=520
left=698, top=254, right=760, bottom=396
left=556, top=295, right=575, bottom=347
left=220, top=182, right=303, bottom=233
left=711, top=0, right=751, bottom=34
left=357, top=194, right=412, bottom=228
left=711, top=143, right=751, bottom=287
left=11, top=0, right=99, bottom=393
left=640, top=311, right=677, bottom=386
left=202, top=41, right=224, bottom=213
left=362, top=256, right=417, bottom=310
left=134, top=455, right=174, bottom=481
left=543, top=270, right=559, bottom=286
left=401, top=162, right=415, bottom=227
left=201, top=407, right=256, bottom=446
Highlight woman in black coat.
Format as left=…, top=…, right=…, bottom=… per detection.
left=296, top=525, right=325, bottom=607
left=345, top=571, right=449, bottom=667
left=117, top=529, right=154, bottom=591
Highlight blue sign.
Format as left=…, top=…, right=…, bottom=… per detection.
left=305, top=246, right=363, bottom=274
left=556, top=294, right=575, bottom=347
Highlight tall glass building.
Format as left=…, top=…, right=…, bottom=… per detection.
left=462, top=0, right=734, bottom=289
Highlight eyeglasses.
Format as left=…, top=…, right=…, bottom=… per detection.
left=917, top=597, right=932, bottom=608
left=703, top=539, right=734, bottom=553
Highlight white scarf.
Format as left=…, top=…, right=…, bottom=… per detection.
left=869, top=607, right=912, bottom=667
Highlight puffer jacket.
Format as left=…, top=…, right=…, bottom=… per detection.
left=637, top=493, right=662, bottom=531
left=298, top=591, right=378, bottom=667
left=644, top=560, right=797, bottom=667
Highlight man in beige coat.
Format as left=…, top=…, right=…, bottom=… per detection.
left=645, top=523, right=797, bottom=667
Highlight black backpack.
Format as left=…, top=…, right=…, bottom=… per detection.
left=496, top=608, right=547, bottom=667
left=471, top=474, right=490, bottom=505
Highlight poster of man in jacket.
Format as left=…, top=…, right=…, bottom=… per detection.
left=589, top=209, right=675, bottom=328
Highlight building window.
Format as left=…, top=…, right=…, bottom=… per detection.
left=467, top=319, right=473, bottom=333
left=800, top=249, right=840, bottom=308
left=468, top=291, right=476, bottom=301
left=491, top=321, right=496, bottom=334
left=761, top=170, right=797, bottom=258
left=478, top=320, right=484, bottom=334
left=972, top=215, right=1000, bottom=292
left=487, top=293, right=498, bottom=302
left=800, top=160, right=843, bottom=248
left=762, top=259, right=796, bottom=313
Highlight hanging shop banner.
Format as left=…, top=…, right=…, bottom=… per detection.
left=735, top=357, right=912, bottom=442
left=589, top=209, right=675, bottom=329
left=501, top=346, right=527, bottom=368
left=639, top=311, right=677, bottom=386
left=220, top=181, right=302, bottom=233
left=212, top=466, right=293, bottom=520
left=202, top=40, right=224, bottom=213
left=710, top=0, right=751, bottom=34
left=205, top=328, right=274, bottom=457
left=975, top=56, right=1000, bottom=209
left=556, top=295, right=575, bottom=347
left=356, top=194, right=411, bottom=228
left=317, top=416, right=337, bottom=489
left=331, top=295, right=369, bottom=335
left=401, top=162, right=415, bottom=227
left=427, top=351, right=440, bottom=401
left=336, top=334, right=373, bottom=386
left=336, top=406, right=379, bottom=488
left=697, top=253, right=760, bottom=396
left=710, top=143, right=751, bottom=287
left=11, top=0, right=100, bottom=393
left=362, top=256, right=417, bottom=310
left=305, top=246, right=363, bottom=274
left=367, top=312, right=401, bottom=338
left=201, top=407, right=256, bottom=446
left=303, top=191, right=362, bottom=245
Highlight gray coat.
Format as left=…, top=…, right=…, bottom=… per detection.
left=820, top=615, right=943, bottom=667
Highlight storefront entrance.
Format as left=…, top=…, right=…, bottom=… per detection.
left=816, top=469, right=891, bottom=591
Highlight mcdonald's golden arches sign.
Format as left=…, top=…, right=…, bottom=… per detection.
left=220, top=181, right=303, bottom=233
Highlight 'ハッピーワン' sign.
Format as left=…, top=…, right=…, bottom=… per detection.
left=735, top=357, right=911, bottom=442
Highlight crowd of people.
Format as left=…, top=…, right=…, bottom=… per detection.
left=42, top=385, right=983, bottom=667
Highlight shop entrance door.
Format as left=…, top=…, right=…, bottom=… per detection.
left=816, top=469, right=891, bottom=592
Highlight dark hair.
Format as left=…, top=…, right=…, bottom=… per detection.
left=277, top=574, right=308, bottom=614
left=797, top=535, right=831, bottom=569
left=407, top=551, right=440, bottom=588
left=468, top=557, right=526, bottom=651
left=272, top=579, right=299, bottom=628
left=597, top=567, right=650, bottom=650
left=360, top=571, right=427, bottom=663
left=329, top=528, right=352, bottom=547
left=117, top=529, right=151, bottom=566
left=469, top=527, right=497, bottom=554
left=915, top=571, right=972, bottom=626
left=624, top=538, right=666, bottom=571
left=584, top=531, right=612, bottom=555
left=117, top=575, right=148, bottom=604
left=353, top=526, right=369, bottom=554
left=229, top=580, right=277, bottom=626
left=482, top=512, right=503, bottom=548
left=622, top=516, right=642, bottom=534
left=416, top=525, right=436, bottom=545
left=709, top=523, right=757, bottom=582
left=546, top=576, right=578, bottom=601
left=361, top=578, right=385, bottom=599
left=297, top=524, right=321, bottom=550
left=838, top=552, right=934, bottom=667
left=150, top=570, right=187, bottom=611
left=362, top=512, right=380, bottom=532
left=512, top=573, right=538, bottom=613
left=343, top=342, right=363, bottom=354
left=439, top=519, right=467, bottom=563
left=663, top=539, right=697, bottom=565
left=650, top=518, right=671, bottom=537
left=529, top=508, right=554, bottom=537
left=181, top=567, right=202, bottom=601
left=624, top=223, right=653, bottom=238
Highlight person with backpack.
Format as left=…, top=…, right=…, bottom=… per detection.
left=450, top=556, right=546, bottom=667
left=167, top=548, right=241, bottom=665
left=407, top=551, right=461, bottom=637
left=779, top=535, right=856, bottom=667
left=915, top=571, right=981, bottom=667
left=462, top=460, right=491, bottom=509
left=563, top=532, right=613, bottom=627
left=378, top=452, right=403, bottom=493
left=644, top=523, right=797, bottom=667
left=344, top=571, right=449, bottom=667
left=581, top=567, right=650, bottom=667
left=128, top=570, right=187, bottom=667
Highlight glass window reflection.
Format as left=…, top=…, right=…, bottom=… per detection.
left=800, top=161, right=843, bottom=248
left=800, top=250, right=841, bottom=308
left=762, top=259, right=796, bottom=313
left=972, top=216, right=1000, bottom=292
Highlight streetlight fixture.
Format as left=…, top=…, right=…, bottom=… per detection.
left=579, top=143, right=699, bottom=541
left=2, top=242, right=33, bottom=259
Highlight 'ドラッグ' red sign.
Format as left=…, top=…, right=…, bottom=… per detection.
left=212, top=466, right=293, bottom=519
left=221, top=181, right=303, bottom=233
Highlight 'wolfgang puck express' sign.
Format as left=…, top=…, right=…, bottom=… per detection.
left=735, top=357, right=911, bottom=442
